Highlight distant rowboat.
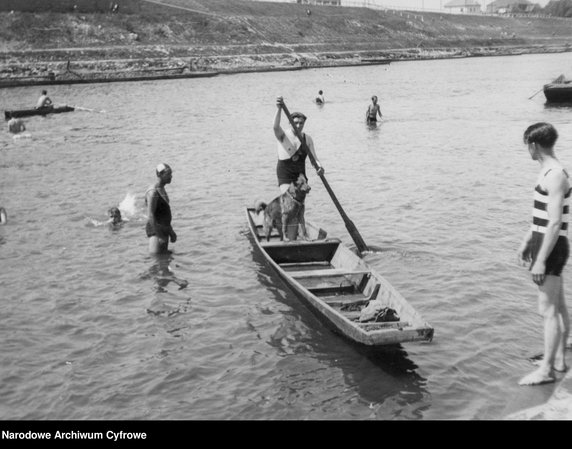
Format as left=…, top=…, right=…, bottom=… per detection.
left=543, top=74, right=572, bottom=103
left=4, top=106, right=75, bottom=120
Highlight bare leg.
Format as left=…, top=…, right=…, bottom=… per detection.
left=148, top=235, right=169, bottom=254
left=554, top=279, right=569, bottom=372
left=519, top=275, right=561, bottom=386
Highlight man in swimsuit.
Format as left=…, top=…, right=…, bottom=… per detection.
left=517, top=122, right=570, bottom=386
left=273, top=96, right=324, bottom=194
left=366, top=95, right=382, bottom=124
left=146, top=163, right=177, bottom=254
left=36, top=90, right=53, bottom=109
left=315, top=90, right=325, bottom=105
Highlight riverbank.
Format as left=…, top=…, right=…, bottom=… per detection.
left=1, top=43, right=569, bottom=88
left=1, top=0, right=572, bottom=87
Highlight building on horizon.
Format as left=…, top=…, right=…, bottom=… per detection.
left=485, top=0, right=535, bottom=14
left=296, top=0, right=342, bottom=5
left=443, top=0, right=483, bottom=14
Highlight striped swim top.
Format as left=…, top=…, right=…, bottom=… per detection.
left=532, top=168, right=571, bottom=236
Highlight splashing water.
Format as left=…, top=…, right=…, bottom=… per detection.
left=118, top=192, right=138, bottom=218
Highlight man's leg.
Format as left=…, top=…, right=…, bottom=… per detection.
left=554, top=279, right=569, bottom=372
left=519, top=275, right=561, bottom=385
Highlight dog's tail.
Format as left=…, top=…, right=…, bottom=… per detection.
left=254, top=200, right=267, bottom=214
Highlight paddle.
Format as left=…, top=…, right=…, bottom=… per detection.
left=279, top=99, right=369, bottom=255
left=528, top=87, right=543, bottom=100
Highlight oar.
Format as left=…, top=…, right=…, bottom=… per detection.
left=528, top=87, right=543, bottom=100
left=280, top=100, right=369, bottom=255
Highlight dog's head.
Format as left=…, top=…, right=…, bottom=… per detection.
left=289, top=173, right=311, bottom=199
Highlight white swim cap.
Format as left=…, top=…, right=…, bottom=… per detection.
left=156, top=163, right=171, bottom=175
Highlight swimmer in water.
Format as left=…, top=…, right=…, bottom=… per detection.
left=88, top=206, right=126, bottom=228
left=0, top=207, right=7, bottom=225
left=8, top=117, right=26, bottom=134
left=107, top=207, right=123, bottom=226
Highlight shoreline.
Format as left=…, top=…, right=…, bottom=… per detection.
left=1, top=43, right=568, bottom=89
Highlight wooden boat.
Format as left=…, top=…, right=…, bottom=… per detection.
left=4, top=105, right=75, bottom=120
left=543, top=74, right=572, bottom=103
left=246, top=207, right=434, bottom=346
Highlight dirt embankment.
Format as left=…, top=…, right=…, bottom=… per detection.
left=1, top=0, right=571, bottom=84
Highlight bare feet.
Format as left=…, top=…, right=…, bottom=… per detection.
left=530, top=356, right=568, bottom=373
left=519, top=368, right=556, bottom=386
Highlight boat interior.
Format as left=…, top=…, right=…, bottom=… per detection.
left=248, top=209, right=412, bottom=331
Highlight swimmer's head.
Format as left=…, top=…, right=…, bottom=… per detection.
left=108, top=207, right=122, bottom=224
left=372, top=95, right=378, bottom=102
left=156, top=163, right=172, bottom=176
left=41, top=90, right=47, bottom=95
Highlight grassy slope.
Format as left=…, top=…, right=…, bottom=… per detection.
left=0, top=0, right=571, bottom=74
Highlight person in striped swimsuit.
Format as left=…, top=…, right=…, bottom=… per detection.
left=518, top=122, right=570, bottom=386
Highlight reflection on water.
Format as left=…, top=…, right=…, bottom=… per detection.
left=142, top=252, right=191, bottom=317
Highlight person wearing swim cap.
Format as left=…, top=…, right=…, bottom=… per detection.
left=274, top=96, right=324, bottom=194
left=145, top=163, right=177, bottom=254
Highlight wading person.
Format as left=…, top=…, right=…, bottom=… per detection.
left=517, top=122, right=570, bottom=386
left=273, top=96, right=324, bottom=194
left=7, top=117, right=25, bottom=134
left=145, top=163, right=177, bottom=254
left=366, top=95, right=382, bottom=124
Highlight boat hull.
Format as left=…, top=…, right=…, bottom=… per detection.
left=246, top=208, right=434, bottom=347
left=4, top=106, right=75, bottom=120
left=543, top=83, right=572, bottom=103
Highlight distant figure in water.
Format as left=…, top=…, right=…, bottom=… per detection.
left=36, top=90, right=53, bottom=109
left=7, top=117, right=25, bottom=134
left=88, top=206, right=126, bottom=228
left=366, top=95, right=382, bottom=124
left=107, top=207, right=124, bottom=226
left=517, top=122, right=570, bottom=386
left=0, top=207, right=7, bottom=225
left=315, top=90, right=325, bottom=105
left=145, top=163, right=177, bottom=254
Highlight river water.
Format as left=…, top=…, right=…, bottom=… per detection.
left=1, top=52, right=572, bottom=421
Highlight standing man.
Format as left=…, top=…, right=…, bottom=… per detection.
left=36, top=90, right=53, bottom=109
left=145, top=163, right=177, bottom=254
left=518, top=122, right=570, bottom=386
left=273, top=96, right=324, bottom=194
left=366, top=95, right=382, bottom=124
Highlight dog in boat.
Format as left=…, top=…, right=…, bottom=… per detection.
left=255, top=173, right=311, bottom=242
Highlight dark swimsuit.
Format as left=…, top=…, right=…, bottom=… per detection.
left=366, top=105, right=378, bottom=123
left=145, top=189, right=172, bottom=237
left=529, top=168, right=571, bottom=276
left=276, top=134, right=308, bottom=186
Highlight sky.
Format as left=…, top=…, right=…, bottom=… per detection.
left=255, top=0, right=551, bottom=12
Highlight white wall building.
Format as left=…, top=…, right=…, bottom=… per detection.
left=444, top=0, right=483, bottom=14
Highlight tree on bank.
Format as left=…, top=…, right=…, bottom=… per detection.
left=543, top=0, right=572, bottom=17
